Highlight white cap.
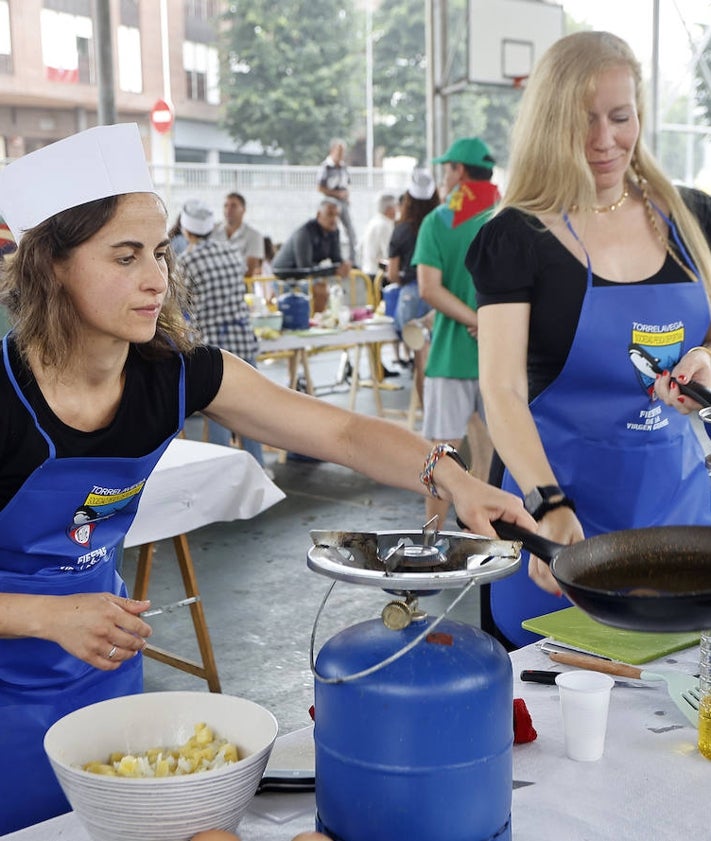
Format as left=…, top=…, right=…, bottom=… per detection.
left=180, top=199, right=214, bottom=236
left=408, top=168, right=436, bottom=200
left=0, top=123, right=154, bottom=242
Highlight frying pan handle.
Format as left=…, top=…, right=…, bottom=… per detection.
left=677, top=378, right=711, bottom=409
left=491, top=519, right=562, bottom=565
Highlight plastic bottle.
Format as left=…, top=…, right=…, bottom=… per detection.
left=698, top=631, right=711, bottom=759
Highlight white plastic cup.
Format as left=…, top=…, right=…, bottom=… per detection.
left=402, top=319, right=430, bottom=351
left=555, top=670, right=614, bottom=761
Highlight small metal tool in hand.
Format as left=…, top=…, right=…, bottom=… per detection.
left=140, top=596, right=200, bottom=618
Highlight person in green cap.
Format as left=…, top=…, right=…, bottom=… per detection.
left=412, top=137, right=500, bottom=526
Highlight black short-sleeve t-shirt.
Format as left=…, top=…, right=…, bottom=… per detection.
left=388, top=221, right=419, bottom=283
left=0, top=341, right=224, bottom=509
left=466, top=187, right=711, bottom=400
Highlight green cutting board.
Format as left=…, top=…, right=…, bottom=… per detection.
left=522, top=606, right=699, bottom=664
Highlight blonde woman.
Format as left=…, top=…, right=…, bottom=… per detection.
left=466, top=31, right=711, bottom=648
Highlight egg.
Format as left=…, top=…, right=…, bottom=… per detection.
left=190, top=832, right=241, bottom=841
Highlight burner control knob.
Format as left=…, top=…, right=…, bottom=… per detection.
left=382, top=600, right=413, bottom=630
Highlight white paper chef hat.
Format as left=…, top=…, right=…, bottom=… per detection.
left=408, top=168, right=437, bottom=200
left=180, top=199, right=214, bottom=236
left=0, top=123, right=154, bottom=241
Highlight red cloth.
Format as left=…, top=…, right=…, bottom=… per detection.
left=513, top=697, right=537, bottom=744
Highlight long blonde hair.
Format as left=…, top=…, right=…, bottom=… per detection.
left=501, top=30, right=711, bottom=296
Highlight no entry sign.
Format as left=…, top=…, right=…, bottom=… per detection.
left=150, top=99, right=174, bottom=134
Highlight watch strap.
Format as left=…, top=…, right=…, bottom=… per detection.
left=524, top=484, right=576, bottom=521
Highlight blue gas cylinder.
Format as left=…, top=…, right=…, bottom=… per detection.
left=314, top=616, right=513, bottom=841
left=278, top=285, right=311, bottom=330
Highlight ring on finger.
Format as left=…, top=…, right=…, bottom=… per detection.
left=107, top=645, right=118, bottom=660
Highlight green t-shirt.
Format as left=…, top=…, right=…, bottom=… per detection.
left=412, top=180, right=498, bottom=379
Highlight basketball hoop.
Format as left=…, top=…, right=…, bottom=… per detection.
left=511, top=75, right=528, bottom=89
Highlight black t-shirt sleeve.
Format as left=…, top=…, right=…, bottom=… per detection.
left=466, top=208, right=540, bottom=306
left=184, top=344, right=223, bottom=414
left=465, top=207, right=589, bottom=400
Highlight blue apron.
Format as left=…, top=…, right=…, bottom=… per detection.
left=493, top=214, right=711, bottom=648
left=0, top=335, right=185, bottom=834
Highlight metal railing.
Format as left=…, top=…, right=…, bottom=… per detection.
left=0, top=160, right=413, bottom=247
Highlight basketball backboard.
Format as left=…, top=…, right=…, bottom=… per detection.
left=469, top=0, right=564, bottom=86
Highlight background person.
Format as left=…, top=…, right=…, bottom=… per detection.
left=361, top=191, right=397, bottom=281
left=360, top=191, right=400, bottom=377
left=466, top=30, right=711, bottom=649
left=317, top=138, right=357, bottom=264
left=212, top=191, right=265, bottom=278
left=272, top=197, right=352, bottom=313
left=414, top=138, right=500, bottom=525
left=168, top=213, right=188, bottom=256
left=0, top=123, right=535, bottom=835
left=388, top=168, right=440, bottom=404
left=177, top=199, right=266, bottom=469
left=272, top=198, right=351, bottom=278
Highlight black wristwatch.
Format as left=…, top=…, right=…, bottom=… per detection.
left=524, top=484, right=576, bottom=521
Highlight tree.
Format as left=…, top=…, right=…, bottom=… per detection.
left=371, top=0, right=428, bottom=162
left=219, top=0, right=359, bottom=164
left=694, top=45, right=711, bottom=127
left=370, top=0, right=522, bottom=166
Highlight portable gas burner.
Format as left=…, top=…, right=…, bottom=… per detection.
left=306, top=518, right=523, bottom=841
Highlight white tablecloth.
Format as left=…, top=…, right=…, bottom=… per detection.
left=123, top=439, right=285, bottom=548
left=7, top=639, right=705, bottom=840
left=257, top=321, right=397, bottom=355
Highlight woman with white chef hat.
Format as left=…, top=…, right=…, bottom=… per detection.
left=0, top=124, right=535, bottom=833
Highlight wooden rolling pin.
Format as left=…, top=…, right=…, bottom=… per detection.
left=549, top=650, right=643, bottom=679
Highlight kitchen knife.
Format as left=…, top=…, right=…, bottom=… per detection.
left=520, top=669, right=645, bottom=689
left=256, top=770, right=315, bottom=794
left=256, top=773, right=534, bottom=793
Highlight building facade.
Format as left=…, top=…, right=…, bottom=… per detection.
left=0, top=0, right=274, bottom=165
left=0, top=0, right=411, bottom=251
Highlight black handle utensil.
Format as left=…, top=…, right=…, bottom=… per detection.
left=628, top=343, right=711, bottom=408
left=520, top=669, right=560, bottom=685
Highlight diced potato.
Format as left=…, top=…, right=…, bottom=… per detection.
left=82, top=723, right=238, bottom=778
left=83, top=762, right=117, bottom=776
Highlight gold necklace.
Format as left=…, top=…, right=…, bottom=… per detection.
left=592, top=184, right=629, bottom=213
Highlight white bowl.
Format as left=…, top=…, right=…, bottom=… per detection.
left=44, top=691, right=278, bottom=841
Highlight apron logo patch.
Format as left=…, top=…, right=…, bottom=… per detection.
left=68, top=522, right=95, bottom=546
left=71, top=480, right=146, bottom=527
left=67, top=480, right=147, bottom=546
left=628, top=323, right=684, bottom=397
left=627, top=322, right=684, bottom=433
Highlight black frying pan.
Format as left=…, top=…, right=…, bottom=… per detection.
left=492, top=520, right=711, bottom=632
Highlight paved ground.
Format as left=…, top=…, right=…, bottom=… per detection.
left=121, top=344, right=482, bottom=735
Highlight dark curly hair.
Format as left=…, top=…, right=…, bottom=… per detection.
left=0, top=193, right=197, bottom=368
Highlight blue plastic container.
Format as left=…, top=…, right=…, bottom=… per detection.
left=314, top=617, right=513, bottom=841
left=278, top=286, right=311, bottom=330
left=381, top=283, right=401, bottom=318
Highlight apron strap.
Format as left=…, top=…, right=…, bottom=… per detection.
left=563, top=203, right=701, bottom=284
left=3, top=333, right=56, bottom=458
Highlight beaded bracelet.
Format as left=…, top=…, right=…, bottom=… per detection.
left=419, top=443, right=469, bottom=499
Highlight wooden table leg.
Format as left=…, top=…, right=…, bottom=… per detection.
left=132, top=535, right=222, bottom=693
left=348, top=345, right=363, bottom=411
left=132, top=542, right=154, bottom=601
left=366, top=344, right=384, bottom=416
